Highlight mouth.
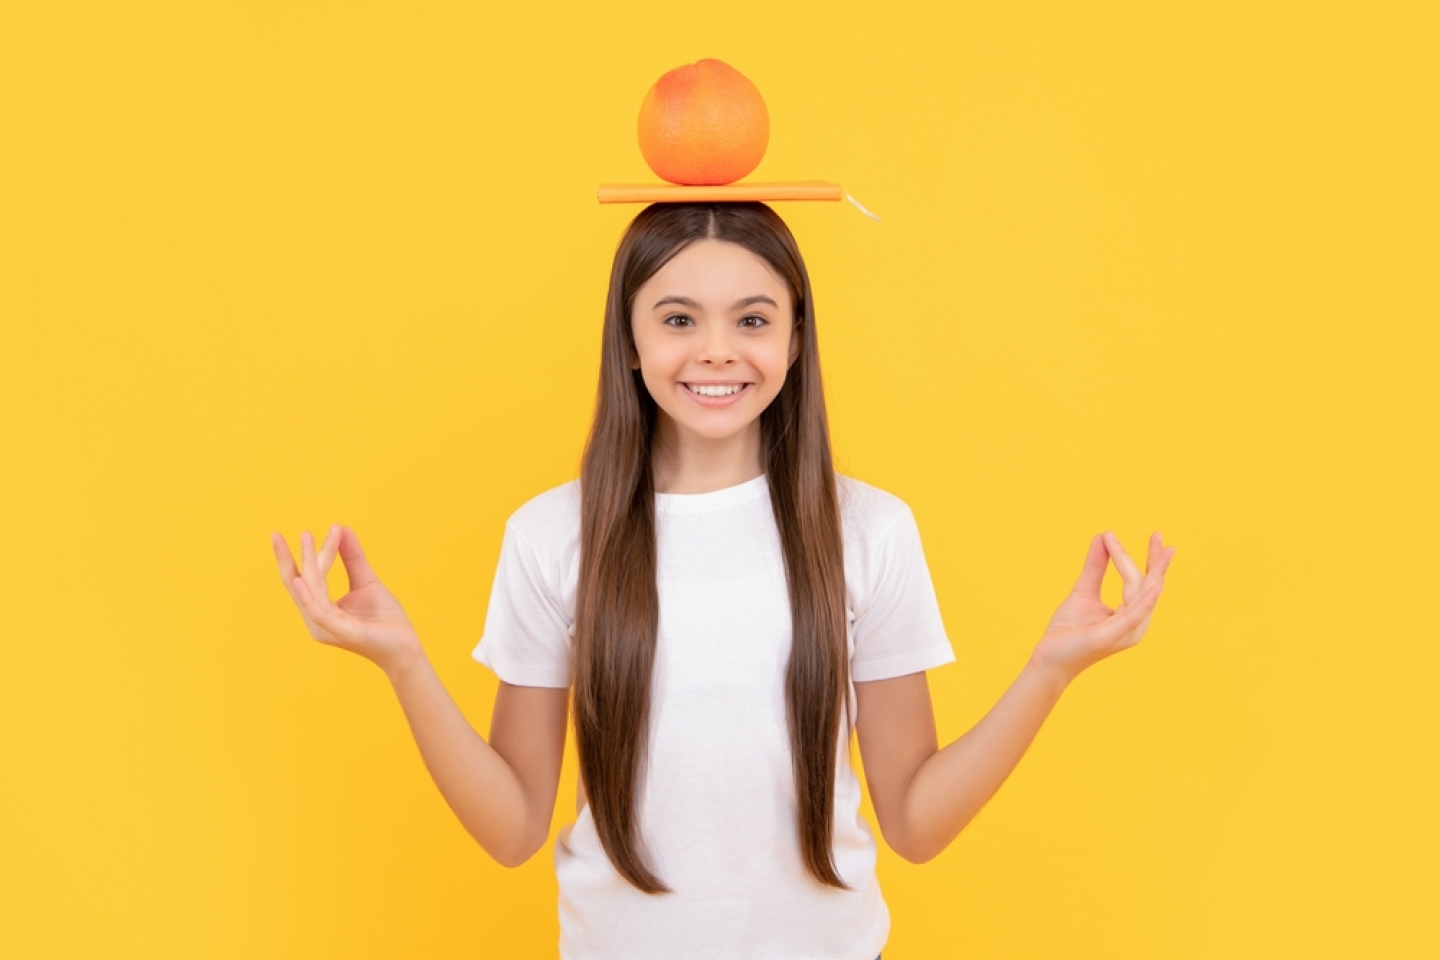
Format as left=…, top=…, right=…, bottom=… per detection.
left=682, top=382, right=753, bottom=406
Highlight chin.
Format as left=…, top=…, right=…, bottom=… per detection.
left=681, top=422, right=754, bottom=442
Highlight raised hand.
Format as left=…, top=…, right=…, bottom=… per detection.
left=1029, top=531, right=1176, bottom=688
left=271, top=525, right=423, bottom=679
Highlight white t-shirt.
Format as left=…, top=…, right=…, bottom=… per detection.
left=472, top=473, right=955, bottom=960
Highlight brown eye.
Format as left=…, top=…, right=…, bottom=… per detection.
left=663, top=314, right=694, bottom=327
left=739, top=315, right=769, bottom=329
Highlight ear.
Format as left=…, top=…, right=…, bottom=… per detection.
left=626, top=313, right=641, bottom=370
left=788, top=327, right=801, bottom=367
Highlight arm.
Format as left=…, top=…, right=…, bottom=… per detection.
left=387, top=659, right=568, bottom=868
left=856, top=529, right=1175, bottom=864
left=273, top=525, right=568, bottom=868
left=855, top=664, right=1066, bottom=864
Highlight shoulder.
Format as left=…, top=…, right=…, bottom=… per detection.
left=836, top=474, right=916, bottom=542
left=836, top=474, right=929, bottom=601
left=503, top=478, right=581, bottom=554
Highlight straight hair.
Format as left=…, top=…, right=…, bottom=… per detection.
left=573, top=202, right=850, bottom=893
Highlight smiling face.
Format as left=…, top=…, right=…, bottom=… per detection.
left=630, top=238, right=799, bottom=472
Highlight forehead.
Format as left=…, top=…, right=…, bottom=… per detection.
left=638, top=239, right=790, bottom=307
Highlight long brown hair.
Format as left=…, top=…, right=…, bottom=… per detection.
left=573, top=202, right=849, bottom=893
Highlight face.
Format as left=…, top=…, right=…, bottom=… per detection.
left=630, top=239, right=799, bottom=450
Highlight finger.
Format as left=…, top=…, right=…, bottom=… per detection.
left=292, top=575, right=349, bottom=642
left=317, top=524, right=341, bottom=579
left=272, top=532, right=309, bottom=608
left=1159, top=542, right=1177, bottom=578
left=1133, top=580, right=1166, bottom=643
left=271, top=532, right=300, bottom=583
left=338, top=526, right=380, bottom=592
left=1145, top=532, right=1177, bottom=575
left=1134, top=573, right=1163, bottom=636
left=1104, top=531, right=1145, bottom=599
left=1093, top=581, right=1164, bottom=644
left=1143, top=537, right=1178, bottom=598
left=299, top=530, right=329, bottom=603
left=272, top=533, right=326, bottom=631
left=1071, top=534, right=1109, bottom=598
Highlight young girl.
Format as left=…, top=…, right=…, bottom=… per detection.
left=272, top=201, right=1174, bottom=960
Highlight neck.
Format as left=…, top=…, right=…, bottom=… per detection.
left=651, top=417, right=764, bottom=494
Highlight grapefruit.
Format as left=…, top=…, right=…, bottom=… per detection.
left=637, top=59, right=769, bottom=186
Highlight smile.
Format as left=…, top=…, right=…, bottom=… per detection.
left=683, top=382, right=752, bottom=406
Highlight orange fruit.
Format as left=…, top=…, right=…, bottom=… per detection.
left=637, top=59, right=769, bottom=186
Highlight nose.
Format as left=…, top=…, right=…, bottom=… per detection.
left=696, top=322, right=737, bottom=364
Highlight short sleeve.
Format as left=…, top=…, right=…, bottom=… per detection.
left=849, top=506, right=956, bottom=682
left=471, top=521, right=573, bottom=688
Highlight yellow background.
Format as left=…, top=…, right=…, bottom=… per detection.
left=2, top=1, right=1435, bottom=956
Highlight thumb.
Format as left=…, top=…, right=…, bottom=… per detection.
left=338, top=526, right=381, bottom=592
left=1071, top=533, right=1108, bottom=598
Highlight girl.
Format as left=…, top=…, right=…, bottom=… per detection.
left=272, top=202, right=1174, bottom=960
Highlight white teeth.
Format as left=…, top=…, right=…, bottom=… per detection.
left=688, top=383, right=744, bottom=397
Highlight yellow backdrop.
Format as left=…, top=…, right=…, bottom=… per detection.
left=2, top=1, right=1435, bottom=956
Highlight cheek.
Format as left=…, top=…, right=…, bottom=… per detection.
left=635, top=345, right=687, bottom=388
left=761, top=341, right=795, bottom=378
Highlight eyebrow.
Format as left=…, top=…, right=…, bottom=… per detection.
left=651, top=295, right=780, bottom=311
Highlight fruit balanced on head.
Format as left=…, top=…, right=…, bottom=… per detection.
left=637, top=59, right=770, bottom=186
